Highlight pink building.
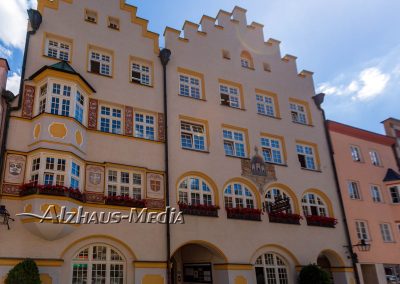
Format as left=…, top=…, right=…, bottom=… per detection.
left=328, top=120, right=400, bottom=284
left=0, top=58, right=10, bottom=166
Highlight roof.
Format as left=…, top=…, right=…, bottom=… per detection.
left=28, top=61, right=96, bottom=93
left=381, top=117, right=400, bottom=124
left=327, top=120, right=395, bottom=146
left=383, top=168, right=400, bottom=182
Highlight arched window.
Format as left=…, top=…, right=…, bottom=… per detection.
left=178, top=176, right=213, bottom=206
left=255, top=253, right=289, bottom=284
left=224, top=182, right=255, bottom=208
left=240, top=51, right=254, bottom=69
left=72, top=244, right=125, bottom=284
left=301, top=193, right=327, bottom=216
left=265, top=188, right=292, bottom=213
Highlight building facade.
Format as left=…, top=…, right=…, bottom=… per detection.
left=328, top=120, right=400, bottom=284
left=0, top=58, right=11, bottom=183
left=382, top=118, right=400, bottom=169
left=0, top=1, right=355, bottom=283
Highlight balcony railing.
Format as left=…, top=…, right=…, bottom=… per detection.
left=178, top=202, right=219, bottom=217
left=305, top=215, right=338, bottom=228
left=226, top=207, right=262, bottom=221
left=268, top=212, right=302, bottom=225
left=19, top=182, right=85, bottom=202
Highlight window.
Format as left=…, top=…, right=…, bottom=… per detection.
left=75, top=91, right=85, bottom=123
left=255, top=253, right=289, bottom=284
left=39, top=84, right=47, bottom=114
left=106, top=169, right=143, bottom=199
left=389, top=186, right=400, bottom=203
left=350, top=146, right=362, bottom=162
left=296, top=143, right=317, bottom=170
left=85, top=9, right=97, bottom=23
left=179, top=74, right=201, bottom=99
left=260, top=136, right=284, bottom=164
left=290, top=102, right=309, bottom=125
left=355, top=220, right=370, bottom=240
left=134, top=113, right=155, bottom=140
left=380, top=223, right=394, bottom=242
left=302, top=193, right=327, bottom=217
left=348, top=181, right=361, bottom=200
left=265, top=188, right=292, bottom=213
left=89, top=49, right=112, bottom=76
left=263, top=62, right=271, bottom=72
left=72, top=244, right=125, bottom=284
left=224, top=183, right=255, bottom=209
left=131, top=62, right=151, bottom=86
left=240, top=51, right=254, bottom=69
left=45, top=37, right=71, bottom=61
left=223, top=128, right=247, bottom=158
left=178, top=176, right=213, bottom=206
left=222, top=49, right=230, bottom=60
left=108, top=17, right=120, bottom=30
left=99, top=106, right=122, bottom=134
left=71, top=162, right=80, bottom=189
left=371, top=185, right=382, bottom=203
left=256, top=94, right=276, bottom=117
left=369, top=150, right=381, bottom=166
left=219, top=83, right=241, bottom=108
left=50, top=83, right=72, bottom=116
left=180, top=121, right=207, bottom=151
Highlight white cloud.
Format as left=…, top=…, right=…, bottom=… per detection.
left=0, top=45, right=12, bottom=58
left=6, top=72, right=21, bottom=95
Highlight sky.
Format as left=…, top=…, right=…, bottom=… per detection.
left=1, top=0, right=399, bottom=134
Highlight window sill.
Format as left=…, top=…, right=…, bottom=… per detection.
left=257, top=113, right=281, bottom=120
left=220, top=104, right=245, bottom=111
left=88, top=71, right=113, bottom=78
left=266, top=162, right=288, bottom=167
left=292, top=121, right=314, bottom=127
left=300, top=167, right=322, bottom=173
left=181, top=147, right=210, bottom=154
left=178, top=94, right=206, bottom=101
left=130, top=80, right=153, bottom=88
left=225, top=154, right=248, bottom=160
left=43, top=55, right=71, bottom=63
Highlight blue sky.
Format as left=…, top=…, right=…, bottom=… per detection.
left=1, top=0, right=399, bottom=134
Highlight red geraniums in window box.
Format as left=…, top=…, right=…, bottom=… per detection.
left=18, top=182, right=85, bottom=202
left=305, top=215, right=338, bottom=228
left=178, top=202, right=219, bottom=217
left=225, top=207, right=262, bottom=221
left=104, top=195, right=146, bottom=208
left=268, top=212, right=303, bottom=225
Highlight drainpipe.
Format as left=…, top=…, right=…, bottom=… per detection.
left=0, top=9, right=42, bottom=186
left=159, top=48, right=172, bottom=284
left=312, top=93, right=360, bottom=284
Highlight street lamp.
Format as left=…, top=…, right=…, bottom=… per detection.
left=353, top=239, right=371, bottom=252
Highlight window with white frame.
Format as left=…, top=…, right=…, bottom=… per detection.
left=355, top=220, right=370, bottom=241
left=290, top=102, right=307, bottom=124
left=178, top=176, right=213, bottom=206
left=369, top=150, right=381, bottom=166
left=350, top=145, right=362, bottom=162
left=131, top=62, right=151, bottom=86
left=180, top=121, right=206, bottom=151
left=224, top=183, right=255, bottom=209
left=220, top=84, right=241, bottom=108
left=301, top=193, right=327, bottom=216
left=43, top=157, right=67, bottom=186
left=261, top=137, right=283, bottom=164
left=380, top=223, right=394, bottom=242
left=75, top=90, right=85, bottom=124
left=179, top=74, right=201, bottom=99
left=99, top=106, right=122, bottom=134
left=348, top=181, right=361, bottom=200
left=296, top=143, right=317, bottom=170
left=70, top=161, right=81, bottom=189
left=223, top=129, right=246, bottom=158
left=39, top=84, right=47, bottom=114
left=389, top=186, right=400, bottom=204
left=134, top=113, right=155, bottom=140
left=265, top=188, right=292, bottom=213
left=255, top=253, right=289, bottom=284
left=106, top=169, right=143, bottom=199
left=71, top=244, right=125, bottom=284
left=45, top=37, right=71, bottom=61
left=50, top=83, right=71, bottom=116
left=371, top=185, right=382, bottom=203
left=89, top=50, right=112, bottom=76
left=256, top=94, right=276, bottom=117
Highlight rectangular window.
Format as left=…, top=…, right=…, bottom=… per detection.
left=75, top=91, right=85, bottom=123
left=290, top=102, right=308, bottom=124
left=371, top=185, right=382, bottom=203
left=131, top=62, right=151, bottom=86
left=85, top=9, right=97, bottom=23
left=39, top=85, right=47, bottom=113
left=108, top=17, right=120, bottom=30
left=348, top=181, right=361, bottom=200
left=89, top=50, right=112, bottom=76
left=223, top=129, right=246, bottom=158
left=179, top=74, right=201, bottom=99
left=50, top=83, right=72, bottom=116
left=390, top=186, right=400, bottom=204
left=296, top=143, right=317, bottom=170
left=180, top=121, right=206, bottom=151
left=134, top=113, right=155, bottom=140
left=99, top=106, right=122, bottom=134
left=256, top=94, right=275, bottom=117
left=380, top=223, right=394, bottom=242
left=355, top=220, right=369, bottom=240
left=220, top=84, right=241, bottom=108
left=260, top=136, right=284, bottom=164
left=45, top=38, right=71, bottom=61
left=350, top=146, right=362, bottom=162
left=71, top=161, right=80, bottom=189
left=106, top=169, right=143, bottom=199
left=369, top=150, right=381, bottom=166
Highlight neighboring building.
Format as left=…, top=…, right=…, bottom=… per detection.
left=0, top=1, right=355, bottom=284
left=328, top=120, right=400, bottom=284
left=0, top=58, right=10, bottom=153
left=382, top=118, right=400, bottom=168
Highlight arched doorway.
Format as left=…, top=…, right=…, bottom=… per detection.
left=171, top=242, right=227, bottom=284
left=317, top=254, right=333, bottom=281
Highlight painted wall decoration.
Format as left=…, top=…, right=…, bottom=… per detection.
left=21, top=85, right=35, bottom=118
left=146, top=173, right=164, bottom=199
left=85, top=165, right=104, bottom=193
left=4, top=154, right=26, bottom=184
left=88, top=98, right=99, bottom=130
left=158, top=113, right=165, bottom=142
left=1, top=184, right=21, bottom=195
left=125, top=106, right=134, bottom=136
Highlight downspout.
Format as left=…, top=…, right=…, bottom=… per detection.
left=159, top=48, right=172, bottom=284
left=0, top=9, right=42, bottom=186
left=313, top=93, right=360, bottom=284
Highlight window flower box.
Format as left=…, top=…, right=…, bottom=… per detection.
left=268, top=212, right=302, bottom=225
left=104, top=196, right=146, bottom=208
left=305, top=215, right=337, bottom=228
left=225, top=207, right=262, bottom=221
left=178, top=202, right=219, bottom=217
left=19, top=182, right=39, bottom=196
left=19, top=183, right=85, bottom=202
